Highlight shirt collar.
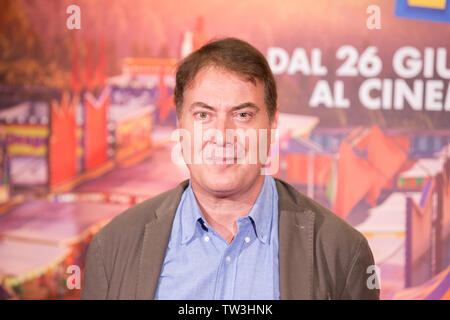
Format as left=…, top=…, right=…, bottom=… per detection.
left=180, top=180, right=208, bottom=245
left=243, top=174, right=275, bottom=244
left=180, top=175, right=276, bottom=245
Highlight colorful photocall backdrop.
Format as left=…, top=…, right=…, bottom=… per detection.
left=0, top=0, right=449, bottom=300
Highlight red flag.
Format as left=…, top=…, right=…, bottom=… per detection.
left=84, top=88, right=109, bottom=170
left=333, top=141, right=381, bottom=219
left=49, top=93, right=77, bottom=185
left=315, top=155, right=333, bottom=185
left=286, top=153, right=308, bottom=184
left=366, top=126, right=408, bottom=205
left=285, top=153, right=332, bottom=185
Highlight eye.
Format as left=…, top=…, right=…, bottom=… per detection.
left=195, top=112, right=209, bottom=120
left=236, top=112, right=253, bottom=120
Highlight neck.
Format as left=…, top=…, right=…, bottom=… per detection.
left=190, top=175, right=265, bottom=244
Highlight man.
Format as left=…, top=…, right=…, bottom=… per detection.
left=80, top=38, right=379, bottom=300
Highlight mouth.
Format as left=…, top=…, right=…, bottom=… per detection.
left=202, top=144, right=245, bottom=165
left=205, top=156, right=240, bottom=165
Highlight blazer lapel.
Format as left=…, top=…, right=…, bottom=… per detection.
left=136, top=180, right=189, bottom=299
left=276, top=180, right=315, bottom=300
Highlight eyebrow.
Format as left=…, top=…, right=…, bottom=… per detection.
left=188, top=102, right=260, bottom=113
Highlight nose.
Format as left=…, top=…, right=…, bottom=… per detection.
left=212, top=114, right=235, bottom=147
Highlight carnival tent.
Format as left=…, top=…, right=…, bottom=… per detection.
left=354, top=192, right=421, bottom=298
left=399, top=158, right=445, bottom=179
left=355, top=192, right=420, bottom=266
left=356, top=192, right=421, bottom=235
left=0, top=101, right=49, bottom=124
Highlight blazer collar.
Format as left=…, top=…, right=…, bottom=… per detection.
left=136, top=180, right=189, bottom=300
left=275, top=178, right=315, bottom=299
left=136, top=178, right=315, bottom=300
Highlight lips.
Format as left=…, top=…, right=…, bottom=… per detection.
left=204, top=153, right=244, bottom=164
left=205, top=156, right=239, bottom=164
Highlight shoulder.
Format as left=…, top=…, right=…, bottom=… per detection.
left=274, top=177, right=376, bottom=298
left=274, top=177, right=367, bottom=246
left=94, top=180, right=189, bottom=245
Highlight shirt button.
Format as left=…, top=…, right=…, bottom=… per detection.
left=244, top=236, right=250, bottom=243
left=204, top=236, right=210, bottom=242
left=225, top=256, right=231, bottom=263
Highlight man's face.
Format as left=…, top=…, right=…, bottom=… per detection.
left=178, top=65, right=278, bottom=197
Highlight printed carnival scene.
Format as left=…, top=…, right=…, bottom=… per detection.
left=0, top=0, right=449, bottom=300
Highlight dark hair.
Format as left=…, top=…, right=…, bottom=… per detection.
left=174, top=37, right=277, bottom=120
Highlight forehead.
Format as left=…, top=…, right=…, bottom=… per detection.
left=183, top=66, right=265, bottom=109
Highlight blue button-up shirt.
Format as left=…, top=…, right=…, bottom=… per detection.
left=154, top=175, right=280, bottom=299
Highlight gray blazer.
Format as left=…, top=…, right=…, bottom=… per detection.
left=80, top=178, right=379, bottom=300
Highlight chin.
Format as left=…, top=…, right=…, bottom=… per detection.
left=191, top=164, right=261, bottom=196
left=202, top=170, right=241, bottom=193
